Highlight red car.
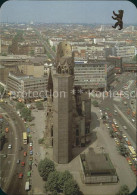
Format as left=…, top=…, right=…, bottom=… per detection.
left=21, top=162, right=25, bottom=166
left=24, top=152, right=27, bottom=157
left=18, top=173, right=23, bottom=179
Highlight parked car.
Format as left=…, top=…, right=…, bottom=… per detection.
left=18, top=173, right=23, bottom=179
left=3, top=154, right=7, bottom=158
left=24, top=152, right=27, bottom=157
left=5, top=128, right=9, bottom=133
left=8, top=144, right=12, bottom=149
left=126, top=157, right=132, bottom=165
left=30, top=146, right=32, bottom=151
left=29, top=143, right=33, bottom=147
left=16, top=160, right=20, bottom=164
left=30, top=150, right=33, bottom=155
left=21, top=162, right=25, bottom=166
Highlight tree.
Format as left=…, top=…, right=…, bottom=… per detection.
left=132, top=54, right=137, bottom=62
left=20, top=107, right=32, bottom=121
left=46, top=170, right=74, bottom=193
left=16, top=102, right=25, bottom=110
left=52, top=46, right=56, bottom=52
left=116, top=185, right=129, bottom=195
left=109, top=129, right=115, bottom=138
left=102, top=115, right=106, bottom=120
left=51, top=191, right=58, bottom=195
left=38, top=158, right=55, bottom=181
left=46, top=171, right=60, bottom=192
left=36, top=101, right=44, bottom=110
left=63, top=178, right=80, bottom=195
left=117, top=143, right=128, bottom=156
left=38, top=138, right=44, bottom=144
left=58, top=170, right=73, bottom=190
left=92, top=100, right=99, bottom=107
left=0, top=132, right=6, bottom=150
left=0, top=85, right=4, bottom=97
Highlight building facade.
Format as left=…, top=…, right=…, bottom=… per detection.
left=7, top=72, right=48, bottom=101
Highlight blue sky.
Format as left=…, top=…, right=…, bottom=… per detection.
left=0, top=1, right=137, bottom=24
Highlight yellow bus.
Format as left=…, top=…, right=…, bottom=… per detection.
left=23, top=132, right=27, bottom=144
left=128, top=146, right=136, bottom=158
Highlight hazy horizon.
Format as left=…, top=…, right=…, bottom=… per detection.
left=0, top=1, right=137, bottom=24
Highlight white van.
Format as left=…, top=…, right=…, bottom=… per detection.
left=25, top=181, right=30, bottom=191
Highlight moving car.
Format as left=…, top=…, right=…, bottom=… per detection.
left=123, top=126, right=127, bottom=130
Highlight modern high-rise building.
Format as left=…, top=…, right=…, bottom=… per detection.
left=53, top=41, right=74, bottom=163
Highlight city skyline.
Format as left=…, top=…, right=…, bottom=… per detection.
left=0, top=1, right=137, bottom=24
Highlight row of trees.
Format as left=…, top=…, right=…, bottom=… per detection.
left=116, top=185, right=129, bottom=195
left=38, top=158, right=81, bottom=195
left=16, top=102, right=32, bottom=121
left=8, top=30, right=24, bottom=54
left=92, top=100, right=99, bottom=107
left=35, top=101, right=44, bottom=110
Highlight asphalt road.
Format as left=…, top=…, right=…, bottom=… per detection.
left=0, top=102, right=28, bottom=195
left=99, top=72, right=136, bottom=148
left=34, top=28, right=56, bottom=60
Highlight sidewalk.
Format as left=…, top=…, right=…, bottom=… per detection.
left=30, top=109, right=46, bottom=195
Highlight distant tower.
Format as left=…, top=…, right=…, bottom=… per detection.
left=53, top=41, right=74, bottom=164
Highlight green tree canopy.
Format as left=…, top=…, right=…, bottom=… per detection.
left=58, top=170, right=73, bottom=191
left=46, top=171, right=61, bottom=192
left=109, top=129, right=115, bottom=138
left=20, top=107, right=32, bottom=121
left=92, top=100, right=99, bottom=107
left=0, top=85, right=4, bottom=96
left=117, top=143, right=128, bottom=156
left=16, top=102, right=25, bottom=110
left=116, top=185, right=129, bottom=195
left=36, top=101, right=44, bottom=110
left=132, top=54, right=137, bottom=62
left=63, top=178, right=80, bottom=195
left=38, top=158, right=55, bottom=181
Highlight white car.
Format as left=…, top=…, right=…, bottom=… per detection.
left=29, top=143, right=33, bottom=147
left=132, top=119, right=135, bottom=123
left=8, top=144, right=12, bottom=149
left=123, top=126, right=127, bottom=130
left=122, top=134, right=127, bottom=138
left=114, top=110, right=117, bottom=113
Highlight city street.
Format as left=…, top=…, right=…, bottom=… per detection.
left=0, top=102, right=27, bottom=195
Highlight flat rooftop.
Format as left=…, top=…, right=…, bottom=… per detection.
left=83, top=148, right=116, bottom=175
